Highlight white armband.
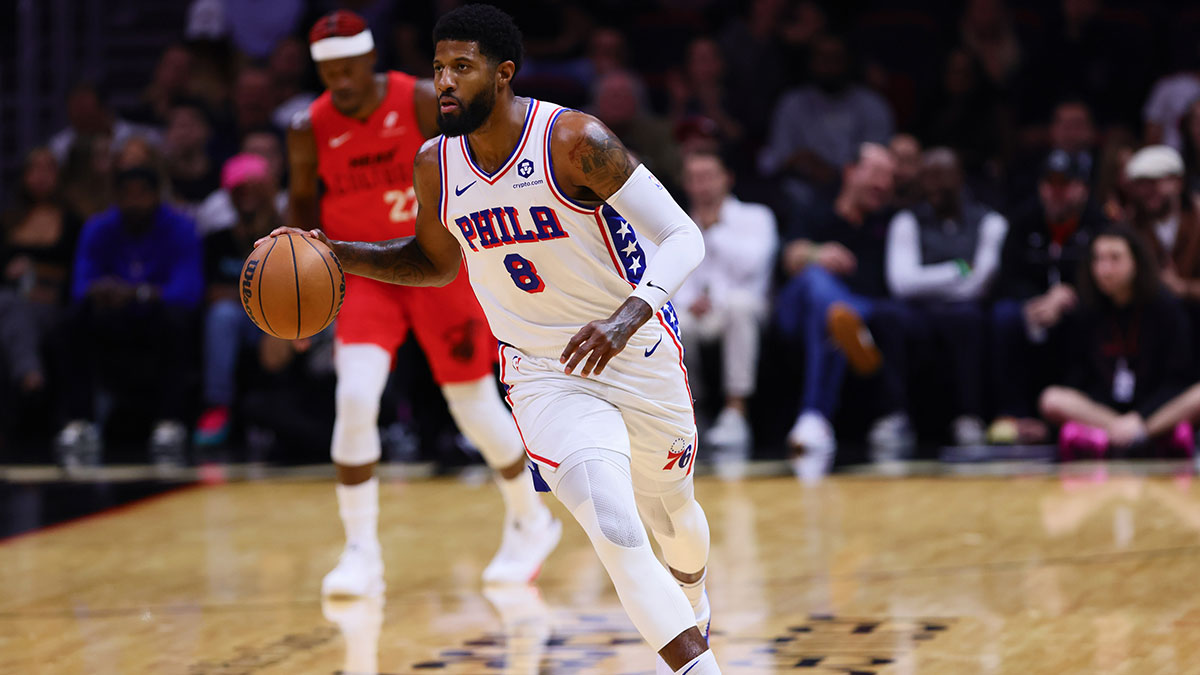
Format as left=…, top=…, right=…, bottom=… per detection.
left=605, top=165, right=705, bottom=310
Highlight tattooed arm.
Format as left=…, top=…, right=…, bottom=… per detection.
left=550, top=112, right=705, bottom=376
left=261, top=139, right=463, bottom=287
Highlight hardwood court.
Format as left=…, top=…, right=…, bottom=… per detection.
left=3, top=469, right=1200, bottom=674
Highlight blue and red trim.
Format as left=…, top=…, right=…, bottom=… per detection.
left=543, top=106, right=599, bottom=214
left=498, top=343, right=560, bottom=468
left=461, top=100, right=539, bottom=185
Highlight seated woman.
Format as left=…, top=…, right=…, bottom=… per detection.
left=1040, top=224, right=1196, bottom=458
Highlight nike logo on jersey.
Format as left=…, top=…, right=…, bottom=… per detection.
left=644, top=335, right=662, bottom=358
left=329, top=132, right=352, bottom=148
left=455, top=181, right=477, bottom=196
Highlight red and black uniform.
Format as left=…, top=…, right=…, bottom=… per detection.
left=310, top=71, right=495, bottom=382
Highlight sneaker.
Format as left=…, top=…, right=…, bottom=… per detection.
left=55, top=420, right=103, bottom=473
left=322, top=594, right=384, bottom=675
left=827, top=302, right=882, bottom=376
left=953, top=416, right=986, bottom=447
left=868, top=412, right=915, bottom=461
left=193, top=406, right=231, bottom=447
left=987, top=417, right=1019, bottom=445
left=322, top=542, right=385, bottom=597
left=1164, top=421, right=1195, bottom=458
left=655, top=589, right=711, bottom=675
left=1059, top=421, right=1108, bottom=462
left=706, top=407, right=750, bottom=449
left=149, top=420, right=187, bottom=471
left=787, top=411, right=835, bottom=483
left=482, top=512, right=562, bottom=584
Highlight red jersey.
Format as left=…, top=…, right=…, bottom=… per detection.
left=310, top=71, right=426, bottom=241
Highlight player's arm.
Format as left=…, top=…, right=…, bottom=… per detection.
left=286, top=110, right=320, bottom=231
left=261, top=140, right=462, bottom=287
left=551, top=112, right=706, bottom=376
left=412, top=79, right=441, bottom=139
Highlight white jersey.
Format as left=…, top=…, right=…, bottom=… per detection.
left=437, top=98, right=681, bottom=360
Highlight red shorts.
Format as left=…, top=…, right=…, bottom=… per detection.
left=335, top=272, right=497, bottom=384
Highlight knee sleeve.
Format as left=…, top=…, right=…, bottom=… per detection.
left=553, top=456, right=694, bottom=650
left=331, top=343, right=391, bottom=466
left=636, top=479, right=710, bottom=575
left=441, top=376, right=525, bottom=469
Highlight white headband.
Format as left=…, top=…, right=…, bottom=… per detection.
left=310, top=30, right=374, bottom=61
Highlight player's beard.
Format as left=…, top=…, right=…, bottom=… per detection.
left=437, top=88, right=495, bottom=137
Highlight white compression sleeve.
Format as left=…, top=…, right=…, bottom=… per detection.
left=605, top=165, right=705, bottom=311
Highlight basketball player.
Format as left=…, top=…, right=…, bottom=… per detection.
left=293, top=11, right=560, bottom=596
left=268, top=6, right=718, bottom=672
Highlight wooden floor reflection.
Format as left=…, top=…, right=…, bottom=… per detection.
left=3, top=467, right=1200, bottom=673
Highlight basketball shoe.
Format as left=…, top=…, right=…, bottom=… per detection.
left=322, top=542, right=385, bottom=597
left=482, top=511, right=562, bottom=584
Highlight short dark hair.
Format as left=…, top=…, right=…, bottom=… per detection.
left=433, top=4, right=524, bottom=74
left=1077, top=223, right=1163, bottom=307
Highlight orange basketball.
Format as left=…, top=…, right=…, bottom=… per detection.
left=240, top=233, right=346, bottom=339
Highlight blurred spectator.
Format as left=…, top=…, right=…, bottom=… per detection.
left=1144, top=69, right=1200, bottom=151
left=58, top=167, right=203, bottom=468
left=232, top=67, right=278, bottom=139
left=886, top=148, right=1008, bottom=445
left=989, top=151, right=1107, bottom=443
left=163, top=100, right=221, bottom=215
left=1123, top=145, right=1200, bottom=302
left=3, top=148, right=82, bottom=308
left=590, top=71, right=681, bottom=189
left=195, top=155, right=281, bottom=448
left=225, top=0, right=303, bottom=59
left=1180, top=97, right=1200, bottom=195
left=889, top=134, right=923, bottom=210
left=1096, top=129, right=1137, bottom=223
left=47, top=82, right=161, bottom=165
left=128, top=45, right=195, bottom=128
left=959, top=0, right=1022, bottom=89
left=0, top=148, right=82, bottom=400
left=667, top=37, right=743, bottom=148
left=497, top=0, right=592, bottom=66
left=240, top=328, right=336, bottom=459
left=185, top=0, right=228, bottom=42
left=719, top=0, right=816, bottom=127
left=1010, top=99, right=1098, bottom=207
left=269, top=37, right=318, bottom=132
left=586, top=27, right=630, bottom=84
left=1041, top=225, right=1193, bottom=457
left=917, top=47, right=1010, bottom=201
left=675, top=149, right=777, bottom=456
left=60, top=134, right=115, bottom=219
left=759, top=33, right=894, bottom=212
left=196, top=127, right=289, bottom=235
left=776, top=143, right=911, bottom=478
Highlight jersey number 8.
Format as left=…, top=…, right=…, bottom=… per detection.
left=504, top=253, right=545, bottom=293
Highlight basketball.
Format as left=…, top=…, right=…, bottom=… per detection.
left=240, top=233, right=346, bottom=340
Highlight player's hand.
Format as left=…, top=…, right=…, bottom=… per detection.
left=561, top=298, right=654, bottom=377
left=255, top=227, right=331, bottom=249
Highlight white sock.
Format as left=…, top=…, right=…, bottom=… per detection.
left=673, top=649, right=719, bottom=674
left=336, top=477, right=379, bottom=549
left=677, top=569, right=706, bottom=613
left=496, top=468, right=547, bottom=526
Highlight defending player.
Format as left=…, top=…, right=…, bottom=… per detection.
left=292, top=11, right=559, bottom=596
left=269, top=7, right=719, bottom=672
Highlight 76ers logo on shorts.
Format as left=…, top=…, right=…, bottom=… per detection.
left=517, top=158, right=535, bottom=178
left=663, top=438, right=694, bottom=471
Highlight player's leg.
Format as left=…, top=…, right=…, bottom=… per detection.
left=323, top=276, right=404, bottom=597
left=410, top=277, right=557, bottom=583
left=542, top=450, right=716, bottom=673
left=504, top=353, right=718, bottom=672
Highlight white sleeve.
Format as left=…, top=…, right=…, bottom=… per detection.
left=605, top=164, right=705, bottom=311
left=885, top=210, right=964, bottom=300
left=951, top=212, right=1009, bottom=301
